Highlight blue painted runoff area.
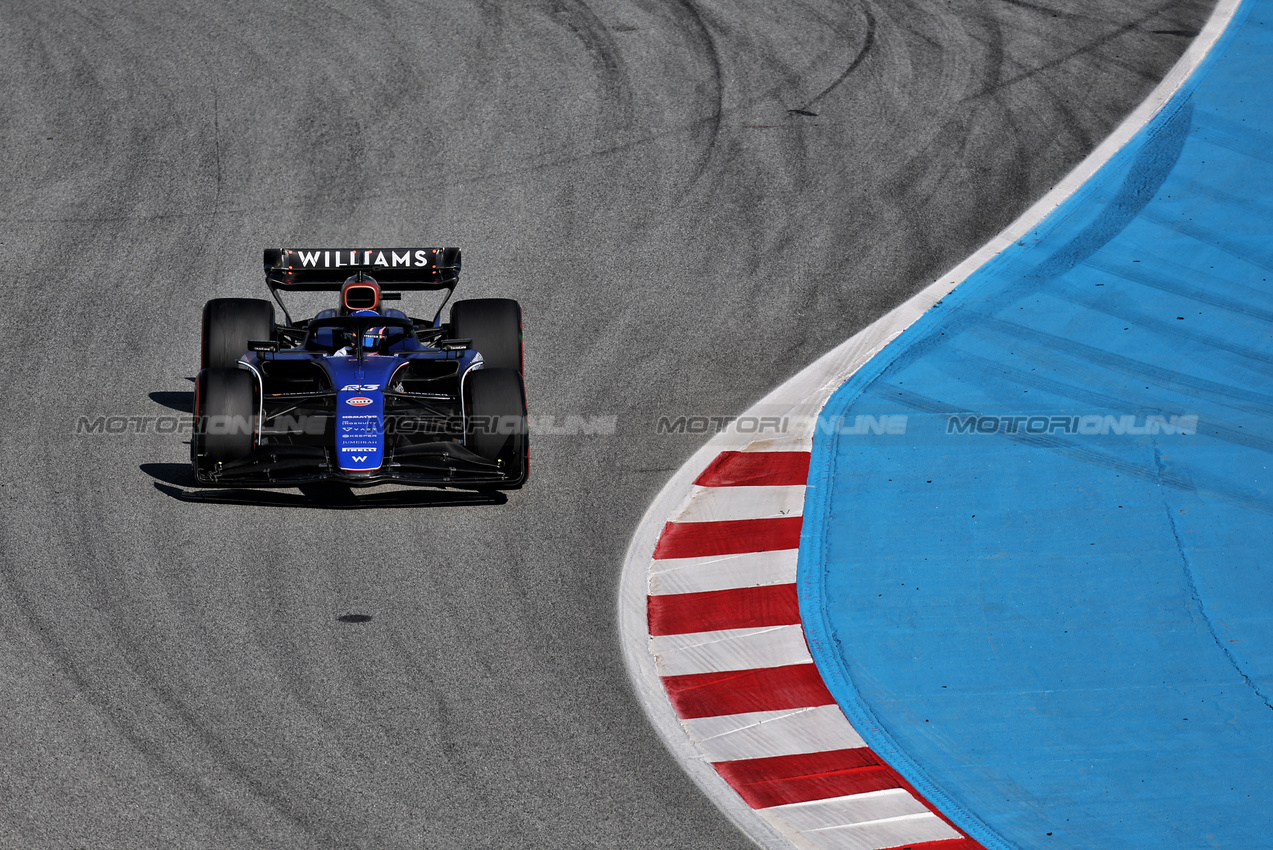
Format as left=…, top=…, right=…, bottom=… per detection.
left=799, top=4, right=1273, bottom=848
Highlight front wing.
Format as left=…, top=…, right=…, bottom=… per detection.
left=192, top=440, right=519, bottom=488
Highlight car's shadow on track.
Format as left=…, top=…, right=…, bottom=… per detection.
left=149, top=391, right=193, bottom=413
left=141, top=464, right=507, bottom=509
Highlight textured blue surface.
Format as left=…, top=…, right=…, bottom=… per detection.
left=799, top=4, right=1273, bottom=848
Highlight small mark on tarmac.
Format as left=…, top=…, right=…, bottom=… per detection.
left=337, top=614, right=372, bottom=624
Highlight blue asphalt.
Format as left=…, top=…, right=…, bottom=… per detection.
left=799, top=4, right=1273, bottom=848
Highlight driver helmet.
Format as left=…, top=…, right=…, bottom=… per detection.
left=341, top=273, right=381, bottom=313
left=348, top=306, right=389, bottom=350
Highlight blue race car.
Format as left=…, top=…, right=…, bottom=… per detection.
left=192, top=248, right=528, bottom=489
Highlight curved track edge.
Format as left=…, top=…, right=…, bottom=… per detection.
left=617, top=0, right=1243, bottom=845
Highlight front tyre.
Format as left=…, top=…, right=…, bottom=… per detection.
left=464, top=367, right=528, bottom=489
left=192, top=367, right=258, bottom=479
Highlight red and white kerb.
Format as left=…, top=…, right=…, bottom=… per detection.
left=646, top=449, right=983, bottom=850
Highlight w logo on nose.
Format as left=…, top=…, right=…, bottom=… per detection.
left=350, top=455, right=368, bottom=463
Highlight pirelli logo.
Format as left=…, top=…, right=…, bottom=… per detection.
left=287, top=249, right=441, bottom=269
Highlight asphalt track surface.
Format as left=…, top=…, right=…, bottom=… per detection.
left=0, top=1, right=1213, bottom=847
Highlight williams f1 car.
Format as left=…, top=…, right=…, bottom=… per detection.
left=191, top=248, right=527, bottom=489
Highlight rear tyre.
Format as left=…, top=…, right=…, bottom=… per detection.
left=202, top=298, right=275, bottom=370
left=449, top=298, right=523, bottom=372
left=465, top=367, right=528, bottom=488
left=192, top=367, right=257, bottom=478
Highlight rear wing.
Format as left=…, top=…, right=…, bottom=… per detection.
left=264, top=248, right=461, bottom=290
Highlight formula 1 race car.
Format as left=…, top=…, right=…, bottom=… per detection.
left=191, top=248, right=527, bottom=489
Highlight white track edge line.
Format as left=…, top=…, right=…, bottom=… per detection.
left=617, top=3, right=1242, bottom=848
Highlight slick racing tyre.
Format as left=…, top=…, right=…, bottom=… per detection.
left=465, top=367, right=528, bottom=488
left=449, top=298, right=523, bottom=372
left=201, top=298, right=275, bottom=370
left=192, top=367, right=257, bottom=477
